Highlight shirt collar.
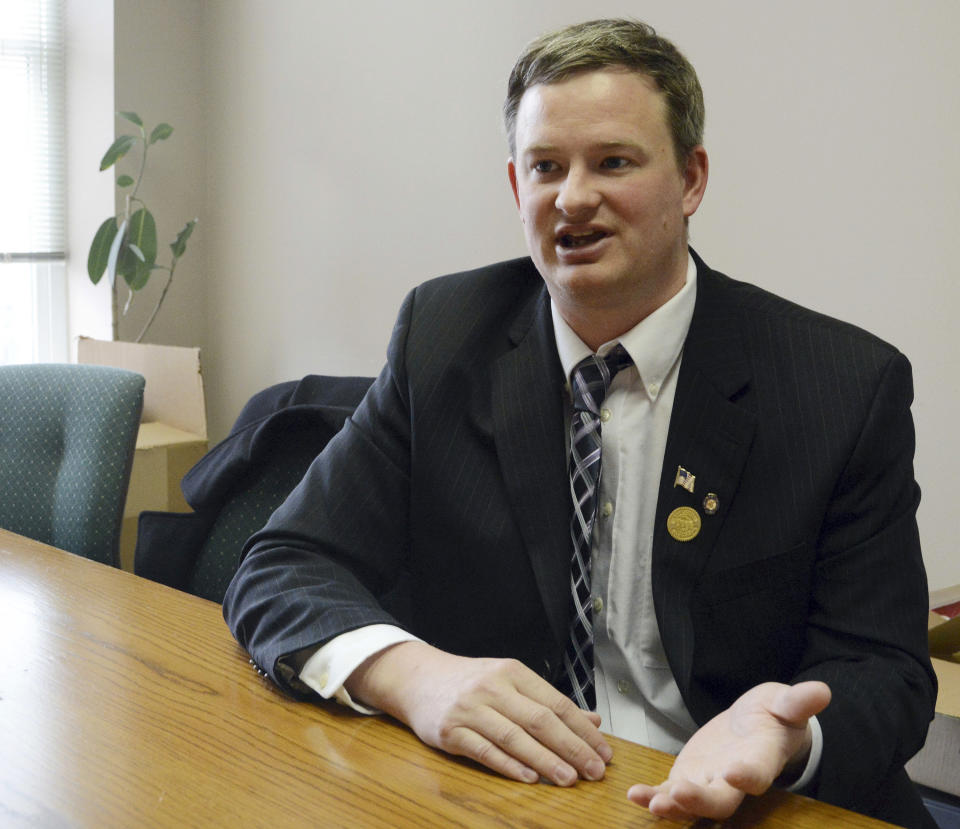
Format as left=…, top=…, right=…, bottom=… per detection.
left=551, top=253, right=697, bottom=400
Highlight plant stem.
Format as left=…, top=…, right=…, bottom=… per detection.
left=134, top=262, right=175, bottom=343
left=128, top=127, right=148, bottom=206
left=117, top=128, right=147, bottom=332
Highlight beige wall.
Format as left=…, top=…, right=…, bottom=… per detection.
left=113, top=0, right=206, bottom=347
left=102, top=0, right=960, bottom=589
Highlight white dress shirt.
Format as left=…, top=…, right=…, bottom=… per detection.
left=550, top=255, right=699, bottom=752
left=299, top=254, right=820, bottom=787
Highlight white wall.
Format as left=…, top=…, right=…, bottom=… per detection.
left=109, top=1, right=960, bottom=589
left=199, top=1, right=532, bottom=435
left=65, top=0, right=114, bottom=348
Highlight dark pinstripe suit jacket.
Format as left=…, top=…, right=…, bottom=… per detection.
left=224, top=251, right=936, bottom=827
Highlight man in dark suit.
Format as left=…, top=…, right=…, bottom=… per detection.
left=223, top=19, right=936, bottom=827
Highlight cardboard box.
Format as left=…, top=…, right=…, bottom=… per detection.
left=906, top=585, right=960, bottom=797
left=78, top=338, right=208, bottom=571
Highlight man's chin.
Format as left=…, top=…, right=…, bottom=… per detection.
left=545, top=264, right=630, bottom=304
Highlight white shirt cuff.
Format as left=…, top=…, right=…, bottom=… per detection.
left=299, top=624, right=421, bottom=714
left=783, top=714, right=822, bottom=793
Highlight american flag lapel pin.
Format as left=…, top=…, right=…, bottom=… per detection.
left=674, top=466, right=695, bottom=493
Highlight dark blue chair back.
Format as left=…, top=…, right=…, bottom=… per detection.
left=135, top=375, right=373, bottom=602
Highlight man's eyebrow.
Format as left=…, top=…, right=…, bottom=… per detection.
left=595, top=140, right=647, bottom=153
left=522, top=143, right=559, bottom=155
left=521, top=140, right=647, bottom=155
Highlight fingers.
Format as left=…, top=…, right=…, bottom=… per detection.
left=627, top=680, right=834, bottom=820
left=626, top=782, right=655, bottom=806
left=446, top=722, right=540, bottom=784
left=527, top=682, right=612, bottom=765
left=477, top=673, right=611, bottom=785
left=658, top=778, right=745, bottom=821
left=770, top=680, right=831, bottom=725
left=627, top=779, right=745, bottom=822
left=443, top=700, right=580, bottom=785
left=373, top=646, right=612, bottom=788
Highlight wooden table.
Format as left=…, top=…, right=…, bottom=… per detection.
left=0, top=529, right=893, bottom=828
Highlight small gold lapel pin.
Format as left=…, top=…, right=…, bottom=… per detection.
left=674, top=466, right=695, bottom=493
left=703, top=492, right=719, bottom=515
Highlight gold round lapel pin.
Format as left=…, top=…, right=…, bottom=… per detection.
left=667, top=506, right=701, bottom=542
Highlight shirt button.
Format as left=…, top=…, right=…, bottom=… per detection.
left=600, top=407, right=611, bottom=422
left=600, top=501, right=613, bottom=518
left=648, top=383, right=660, bottom=396
left=319, top=672, right=329, bottom=687
left=592, top=596, right=603, bottom=614
left=617, top=679, right=630, bottom=695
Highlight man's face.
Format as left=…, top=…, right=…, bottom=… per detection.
left=508, top=69, right=707, bottom=336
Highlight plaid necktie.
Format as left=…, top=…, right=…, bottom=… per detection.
left=558, top=344, right=633, bottom=710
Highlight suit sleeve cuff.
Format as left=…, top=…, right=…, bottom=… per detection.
left=783, top=715, right=822, bottom=793
left=299, top=624, right=422, bottom=714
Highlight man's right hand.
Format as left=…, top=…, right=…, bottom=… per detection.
left=344, top=640, right=613, bottom=786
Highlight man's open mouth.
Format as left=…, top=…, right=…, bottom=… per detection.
left=558, top=230, right=609, bottom=248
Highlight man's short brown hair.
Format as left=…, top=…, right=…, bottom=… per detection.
left=504, top=19, right=705, bottom=168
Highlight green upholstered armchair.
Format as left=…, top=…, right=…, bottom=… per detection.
left=0, top=363, right=145, bottom=566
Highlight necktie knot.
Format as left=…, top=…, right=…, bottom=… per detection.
left=570, top=344, right=633, bottom=415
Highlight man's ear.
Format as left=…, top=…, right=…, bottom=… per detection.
left=507, top=158, right=521, bottom=210
left=681, top=145, right=709, bottom=219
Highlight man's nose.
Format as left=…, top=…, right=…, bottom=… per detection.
left=555, top=167, right=601, bottom=216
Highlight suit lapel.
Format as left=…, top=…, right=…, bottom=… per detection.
left=653, top=256, right=758, bottom=696
left=491, top=287, right=572, bottom=648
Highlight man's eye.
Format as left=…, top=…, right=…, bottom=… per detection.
left=601, top=157, right=630, bottom=170
left=533, top=160, right=557, bottom=173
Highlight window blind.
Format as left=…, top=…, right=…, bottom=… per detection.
left=0, top=0, right=65, bottom=262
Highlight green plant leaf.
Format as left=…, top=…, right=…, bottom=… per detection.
left=106, top=219, right=128, bottom=288
left=99, top=135, right=138, bottom=170
left=170, top=218, right=197, bottom=258
left=127, top=208, right=158, bottom=264
left=117, top=241, right=151, bottom=291
left=116, top=174, right=135, bottom=187
left=87, top=217, right=118, bottom=284
left=149, top=123, right=174, bottom=144
left=118, top=111, right=143, bottom=127
left=124, top=258, right=152, bottom=291
left=117, top=209, right=157, bottom=291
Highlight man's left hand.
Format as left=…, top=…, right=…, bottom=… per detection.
left=626, top=680, right=831, bottom=821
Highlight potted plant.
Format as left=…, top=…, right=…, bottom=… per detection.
left=86, top=112, right=197, bottom=343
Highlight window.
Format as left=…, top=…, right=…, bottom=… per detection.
left=0, top=0, right=67, bottom=363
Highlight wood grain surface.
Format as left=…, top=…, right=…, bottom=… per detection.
left=0, top=529, right=894, bottom=828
